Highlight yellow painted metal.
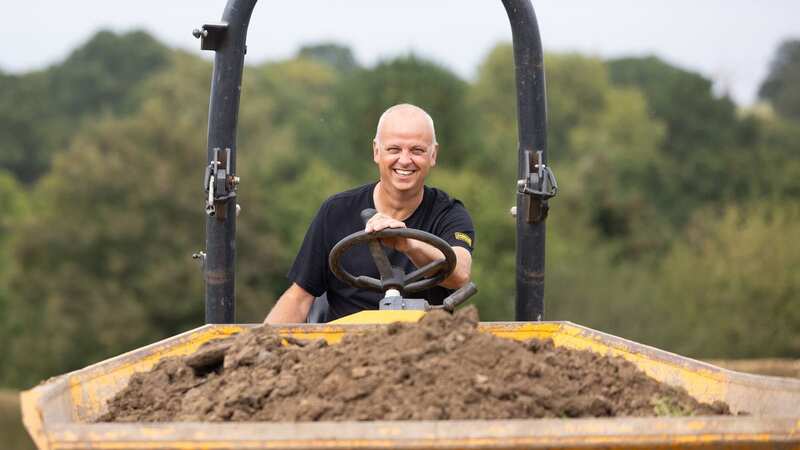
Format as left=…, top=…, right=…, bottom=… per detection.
left=20, top=316, right=800, bottom=450
left=478, top=322, right=730, bottom=405
left=328, top=309, right=426, bottom=324
left=67, top=325, right=245, bottom=422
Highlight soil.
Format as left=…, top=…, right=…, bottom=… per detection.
left=99, top=307, right=730, bottom=422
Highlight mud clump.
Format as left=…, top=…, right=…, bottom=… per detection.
left=99, top=307, right=730, bottom=422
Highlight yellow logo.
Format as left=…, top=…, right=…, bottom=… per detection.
left=454, top=232, right=472, bottom=247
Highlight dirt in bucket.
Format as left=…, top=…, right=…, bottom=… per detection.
left=98, top=307, right=731, bottom=422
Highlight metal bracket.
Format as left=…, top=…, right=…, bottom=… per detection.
left=192, top=23, right=228, bottom=51
left=517, top=150, right=558, bottom=223
left=379, top=293, right=429, bottom=311
left=203, top=148, right=239, bottom=218
left=192, top=251, right=206, bottom=271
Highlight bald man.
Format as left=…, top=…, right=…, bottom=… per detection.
left=264, top=104, right=474, bottom=323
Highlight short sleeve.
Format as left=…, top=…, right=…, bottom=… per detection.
left=287, top=201, right=330, bottom=297
left=436, top=201, right=475, bottom=253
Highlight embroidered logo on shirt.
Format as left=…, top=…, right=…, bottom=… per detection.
left=454, top=232, right=472, bottom=247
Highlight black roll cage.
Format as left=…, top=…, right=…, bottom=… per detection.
left=196, top=0, right=555, bottom=323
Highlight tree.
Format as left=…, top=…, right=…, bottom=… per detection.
left=646, top=203, right=800, bottom=358
left=298, top=43, right=359, bottom=73
left=1, top=51, right=353, bottom=387
left=0, top=171, right=28, bottom=370
left=2, top=53, right=211, bottom=387
left=759, top=39, right=800, bottom=121
left=471, top=45, right=667, bottom=255
left=329, top=55, right=482, bottom=180
left=607, top=56, right=762, bottom=226
left=608, top=56, right=743, bottom=157
left=238, top=56, right=340, bottom=162
left=0, top=71, right=54, bottom=183
left=0, top=30, right=169, bottom=183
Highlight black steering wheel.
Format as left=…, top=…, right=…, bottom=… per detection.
left=328, top=209, right=457, bottom=294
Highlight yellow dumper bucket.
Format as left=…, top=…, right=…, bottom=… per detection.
left=21, top=321, right=800, bottom=450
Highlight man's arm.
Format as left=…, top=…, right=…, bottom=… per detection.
left=365, top=213, right=472, bottom=289
left=403, top=242, right=472, bottom=289
left=263, top=283, right=315, bottom=324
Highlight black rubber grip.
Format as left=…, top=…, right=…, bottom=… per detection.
left=442, top=282, right=478, bottom=312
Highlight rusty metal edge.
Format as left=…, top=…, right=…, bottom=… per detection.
left=22, top=322, right=800, bottom=419
left=44, top=416, right=800, bottom=449
left=538, top=322, right=800, bottom=392
left=32, top=321, right=800, bottom=396
left=23, top=321, right=800, bottom=450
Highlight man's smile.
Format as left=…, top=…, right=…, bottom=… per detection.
left=393, top=168, right=416, bottom=177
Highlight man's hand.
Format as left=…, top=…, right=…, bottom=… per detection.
left=365, top=212, right=471, bottom=289
left=364, top=212, right=411, bottom=251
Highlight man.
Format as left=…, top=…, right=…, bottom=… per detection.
left=264, top=104, right=474, bottom=323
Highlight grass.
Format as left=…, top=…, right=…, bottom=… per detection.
left=650, top=395, right=692, bottom=417
left=0, top=390, right=36, bottom=450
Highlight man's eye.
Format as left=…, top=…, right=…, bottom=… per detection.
left=387, top=147, right=401, bottom=153
left=412, top=148, right=425, bottom=155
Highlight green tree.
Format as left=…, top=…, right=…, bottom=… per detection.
left=465, top=45, right=669, bottom=321
left=329, top=55, right=482, bottom=180
left=298, top=43, right=359, bottom=73
left=239, top=57, right=340, bottom=162
left=0, top=30, right=169, bottom=183
left=467, top=44, right=518, bottom=181
left=2, top=53, right=211, bottom=387
left=0, top=171, right=28, bottom=370
left=759, top=39, right=800, bottom=120
left=1, top=50, right=354, bottom=387
left=607, top=56, right=760, bottom=226
left=471, top=45, right=667, bottom=256
left=608, top=56, right=742, bottom=157
left=649, top=203, right=800, bottom=358
left=0, top=71, right=53, bottom=183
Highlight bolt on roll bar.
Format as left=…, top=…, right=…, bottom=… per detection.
left=194, top=0, right=555, bottom=323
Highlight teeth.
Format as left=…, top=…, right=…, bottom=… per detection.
left=395, top=169, right=414, bottom=176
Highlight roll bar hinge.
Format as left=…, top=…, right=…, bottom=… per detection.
left=203, top=147, right=239, bottom=219
left=516, top=150, right=557, bottom=223
left=192, top=23, right=229, bottom=51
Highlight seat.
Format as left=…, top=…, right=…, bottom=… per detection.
left=306, top=292, right=329, bottom=323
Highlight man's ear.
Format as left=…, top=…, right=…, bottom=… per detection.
left=430, top=143, right=439, bottom=167
left=373, top=139, right=380, bottom=164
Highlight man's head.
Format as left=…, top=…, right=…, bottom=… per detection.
left=373, top=104, right=438, bottom=195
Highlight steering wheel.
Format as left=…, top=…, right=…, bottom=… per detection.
left=328, top=209, right=457, bottom=294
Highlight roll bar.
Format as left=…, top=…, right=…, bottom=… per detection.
left=194, top=0, right=555, bottom=323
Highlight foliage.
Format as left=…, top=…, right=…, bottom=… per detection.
left=0, top=172, right=28, bottom=370
left=759, top=39, right=800, bottom=121
left=646, top=203, right=800, bottom=358
left=298, top=43, right=359, bottom=73
left=0, top=30, right=169, bottom=183
left=2, top=54, right=211, bottom=386
left=0, top=390, right=35, bottom=450
left=2, top=31, right=800, bottom=388
left=329, top=55, right=482, bottom=180
left=606, top=56, right=762, bottom=227
left=608, top=56, right=742, bottom=157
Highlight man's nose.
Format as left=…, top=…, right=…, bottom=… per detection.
left=398, top=150, right=413, bottom=165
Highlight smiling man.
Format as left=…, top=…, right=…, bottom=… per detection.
left=264, top=104, right=474, bottom=323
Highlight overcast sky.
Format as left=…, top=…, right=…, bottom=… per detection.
left=3, top=1, right=798, bottom=105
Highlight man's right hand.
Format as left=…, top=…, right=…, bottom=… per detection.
left=263, top=283, right=314, bottom=324
left=365, top=212, right=411, bottom=252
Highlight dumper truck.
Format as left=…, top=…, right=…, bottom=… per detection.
left=21, top=316, right=800, bottom=449
left=21, top=1, right=800, bottom=448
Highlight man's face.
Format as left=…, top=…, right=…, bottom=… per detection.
left=373, top=110, right=438, bottom=194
